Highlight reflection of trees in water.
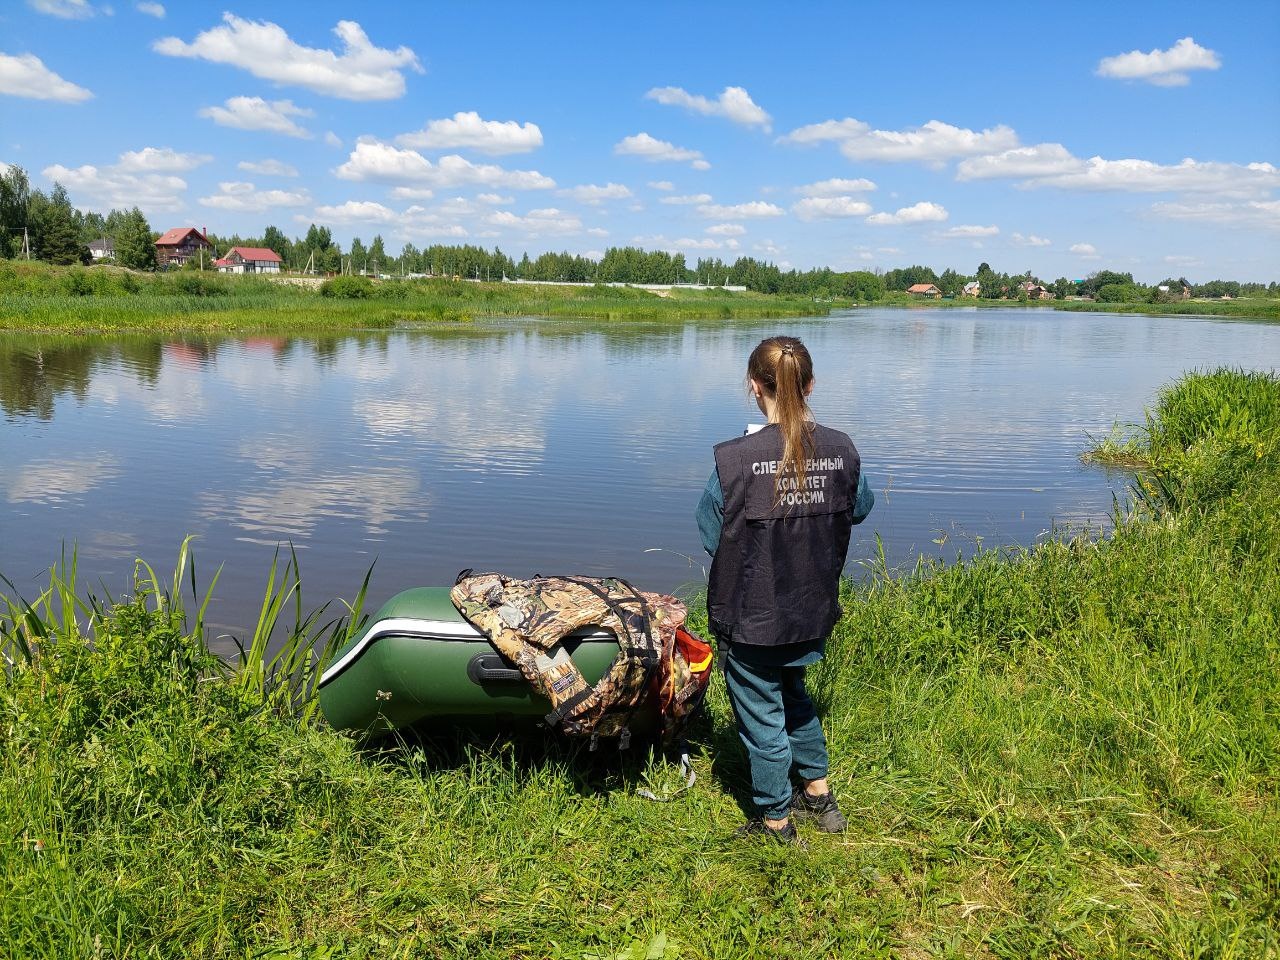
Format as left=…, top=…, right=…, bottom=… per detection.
left=0, top=336, right=163, bottom=420
left=0, top=320, right=740, bottom=421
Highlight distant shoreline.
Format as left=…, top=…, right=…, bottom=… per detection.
left=1, top=262, right=1276, bottom=334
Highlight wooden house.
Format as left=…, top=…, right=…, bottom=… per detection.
left=961, top=281, right=981, bottom=297
left=214, top=246, right=283, bottom=274
left=906, top=283, right=942, bottom=298
left=155, top=227, right=212, bottom=268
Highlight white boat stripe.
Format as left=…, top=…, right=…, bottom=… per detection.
left=318, top=617, right=615, bottom=687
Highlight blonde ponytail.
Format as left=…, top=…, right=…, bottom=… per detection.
left=747, top=336, right=815, bottom=503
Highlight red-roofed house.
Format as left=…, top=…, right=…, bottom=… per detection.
left=906, top=283, right=942, bottom=298
left=155, top=227, right=212, bottom=268
left=215, top=246, right=284, bottom=275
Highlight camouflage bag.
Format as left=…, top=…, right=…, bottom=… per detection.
left=450, top=571, right=712, bottom=745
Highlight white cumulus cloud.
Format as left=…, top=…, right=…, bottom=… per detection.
left=238, top=158, right=298, bottom=177
left=27, top=0, right=95, bottom=18
left=559, top=183, right=633, bottom=205
left=645, top=85, right=771, bottom=131
left=0, top=53, right=93, bottom=102
left=956, top=143, right=1082, bottom=180
left=312, top=200, right=398, bottom=224
left=794, top=177, right=876, bottom=196
left=42, top=146, right=212, bottom=212
left=1097, top=37, right=1220, bottom=87
left=396, top=111, right=543, bottom=155
left=335, top=141, right=555, bottom=190
left=660, top=193, right=712, bottom=206
left=631, top=234, right=735, bottom=252
left=648, top=180, right=674, bottom=191
left=486, top=207, right=582, bottom=236
left=198, top=96, right=313, bottom=138
left=1069, top=242, right=1100, bottom=259
left=705, top=223, right=746, bottom=236
left=792, top=196, right=873, bottom=220
left=940, top=224, right=999, bottom=238
left=781, top=118, right=1018, bottom=166
left=866, top=201, right=949, bottom=225
left=154, top=14, right=422, bottom=101
left=1149, top=199, right=1280, bottom=231
left=959, top=144, right=1279, bottom=199
left=614, top=132, right=709, bottom=169
left=135, top=1, right=164, bottom=17
left=695, top=201, right=784, bottom=219
left=1012, top=232, right=1051, bottom=247
left=116, top=146, right=210, bottom=172
left=43, top=162, right=187, bottom=212
left=198, top=181, right=309, bottom=212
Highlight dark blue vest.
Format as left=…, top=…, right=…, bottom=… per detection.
left=707, top=423, right=860, bottom=646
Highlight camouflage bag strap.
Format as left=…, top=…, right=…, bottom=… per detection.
left=558, top=575, right=660, bottom=665
left=538, top=576, right=645, bottom=732
left=555, top=576, right=663, bottom=744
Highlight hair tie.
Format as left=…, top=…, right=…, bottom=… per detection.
left=780, top=343, right=794, bottom=357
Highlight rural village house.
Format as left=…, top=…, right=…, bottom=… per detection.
left=215, top=246, right=283, bottom=274
left=1019, top=280, right=1054, bottom=300
left=154, top=227, right=212, bottom=268
left=907, top=283, right=942, bottom=298
left=88, top=237, right=114, bottom=261
left=962, top=280, right=981, bottom=297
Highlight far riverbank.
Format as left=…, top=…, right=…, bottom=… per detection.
left=2, top=262, right=1277, bottom=334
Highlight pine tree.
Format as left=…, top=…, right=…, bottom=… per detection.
left=37, top=186, right=88, bottom=265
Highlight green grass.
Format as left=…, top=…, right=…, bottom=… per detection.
left=877, top=289, right=1280, bottom=321
left=3, top=369, right=1280, bottom=957
left=1052, top=298, right=1280, bottom=321
left=0, top=263, right=825, bottom=333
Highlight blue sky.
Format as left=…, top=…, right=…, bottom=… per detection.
left=2, top=0, right=1277, bottom=281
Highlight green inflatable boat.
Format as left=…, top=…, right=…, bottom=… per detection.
left=318, top=587, right=624, bottom=734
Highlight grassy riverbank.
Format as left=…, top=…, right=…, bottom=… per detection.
left=4, top=368, right=1279, bottom=958
left=877, top=290, right=1280, bottom=320
left=0, top=263, right=825, bottom=333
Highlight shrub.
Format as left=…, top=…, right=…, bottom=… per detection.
left=320, top=275, right=374, bottom=299
left=171, top=272, right=227, bottom=297
left=1097, top=282, right=1144, bottom=303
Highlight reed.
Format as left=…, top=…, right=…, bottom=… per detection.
left=3, top=370, right=1278, bottom=958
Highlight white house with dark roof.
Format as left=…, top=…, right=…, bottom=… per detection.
left=214, top=246, right=284, bottom=274
left=88, top=237, right=114, bottom=261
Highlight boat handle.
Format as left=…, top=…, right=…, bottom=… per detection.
left=467, top=653, right=524, bottom=684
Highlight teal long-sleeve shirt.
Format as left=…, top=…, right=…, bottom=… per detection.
left=696, top=468, right=875, bottom=557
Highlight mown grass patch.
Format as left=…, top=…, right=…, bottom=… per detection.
left=3, top=369, right=1279, bottom=957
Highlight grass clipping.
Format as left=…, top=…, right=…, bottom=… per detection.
left=4, top=368, right=1280, bottom=958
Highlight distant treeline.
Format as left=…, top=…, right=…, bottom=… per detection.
left=2, top=163, right=1274, bottom=303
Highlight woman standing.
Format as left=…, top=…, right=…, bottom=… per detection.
left=697, top=335, right=874, bottom=844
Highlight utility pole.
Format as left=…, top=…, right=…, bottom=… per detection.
left=24, top=226, right=31, bottom=259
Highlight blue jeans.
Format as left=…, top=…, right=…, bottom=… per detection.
left=722, top=644, right=830, bottom=820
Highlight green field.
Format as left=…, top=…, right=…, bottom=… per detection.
left=3, top=368, right=1278, bottom=958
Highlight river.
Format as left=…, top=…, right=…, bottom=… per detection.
left=2, top=308, right=1277, bottom=639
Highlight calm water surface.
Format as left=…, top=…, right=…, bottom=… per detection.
left=2, top=308, right=1277, bottom=639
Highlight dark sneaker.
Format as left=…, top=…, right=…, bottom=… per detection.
left=735, top=818, right=807, bottom=848
left=791, top=789, right=848, bottom=833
